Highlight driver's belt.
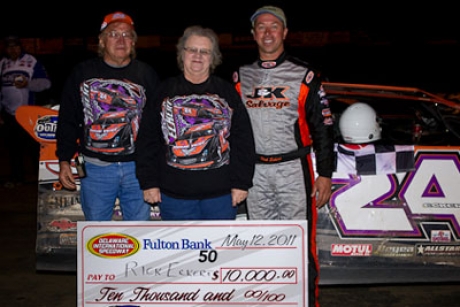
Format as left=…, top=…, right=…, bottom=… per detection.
left=256, top=146, right=311, bottom=164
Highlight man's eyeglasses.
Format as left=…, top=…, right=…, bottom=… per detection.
left=106, top=31, right=134, bottom=40
left=184, top=47, right=212, bottom=56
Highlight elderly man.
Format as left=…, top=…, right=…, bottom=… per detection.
left=56, top=12, right=160, bottom=221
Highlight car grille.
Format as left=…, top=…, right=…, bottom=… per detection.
left=178, top=157, right=198, bottom=165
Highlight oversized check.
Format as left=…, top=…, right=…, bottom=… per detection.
left=77, top=221, right=308, bottom=306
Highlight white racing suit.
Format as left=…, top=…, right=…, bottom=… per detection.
left=234, top=52, right=335, bottom=307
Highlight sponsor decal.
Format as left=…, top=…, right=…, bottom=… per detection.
left=35, top=115, right=58, bottom=141
left=245, top=99, right=290, bottom=109
left=46, top=193, right=81, bottom=210
left=431, top=230, right=451, bottom=242
left=246, top=86, right=288, bottom=100
left=416, top=244, right=460, bottom=256
left=87, top=233, right=140, bottom=258
left=232, top=71, right=238, bottom=83
left=244, top=86, right=290, bottom=110
left=261, top=61, right=276, bottom=68
left=331, top=244, right=372, bottom=256
left=47, top=218, right=78, bottom=232
left=324, top=117, right=333, bottom=125
left=60, top=233, right=77, bottom=246
left=374, top=245, right=415, bottom=257
left=305, top=71, right=314, bottom=84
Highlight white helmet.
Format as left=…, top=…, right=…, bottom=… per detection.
left=339, top=102, right=381, bottom=144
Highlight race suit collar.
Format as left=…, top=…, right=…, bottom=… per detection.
left=257, top=51, right=286, bottom=69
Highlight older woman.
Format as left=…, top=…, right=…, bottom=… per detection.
left=136, top=25, right=255, bottom=220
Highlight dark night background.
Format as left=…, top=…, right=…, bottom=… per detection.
left=1, top=1, right=459, bottom=103
left=1, top=2, right=457, bottom=38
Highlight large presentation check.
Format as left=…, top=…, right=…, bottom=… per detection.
left=77, top=220, right=308, bottom=306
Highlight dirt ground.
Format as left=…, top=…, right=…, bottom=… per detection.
left=1, top=131, right=460, bottom=307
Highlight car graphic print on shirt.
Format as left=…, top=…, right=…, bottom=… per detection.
left=161, top=94, right=232, bottom=170
left=87, top=109, right=138, bottom=154
left=81, top=79, right=146, bottom=155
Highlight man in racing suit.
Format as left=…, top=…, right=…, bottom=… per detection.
left=0, top=35, right=51, bottom=187
left=233, top=6, right=335, bottom=307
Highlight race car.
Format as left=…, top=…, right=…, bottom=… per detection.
left=316, top=82, right=460, bottom=284
left=324, top=82, right=460, bottom=145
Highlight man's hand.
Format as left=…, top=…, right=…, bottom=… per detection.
left=231, top=188, right=248, bottom=207
left=143, top=187, right=161, bottom=204
left=312, top=176, right=332, bottom=208
left=58, top=161, right=77, bottom=190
